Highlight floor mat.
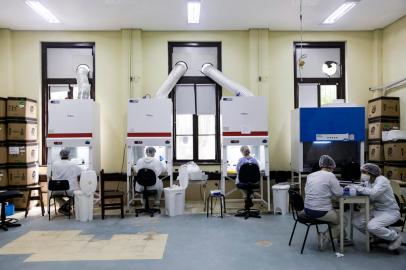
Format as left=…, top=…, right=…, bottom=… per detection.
left=0, top=230, right=167, bottom=262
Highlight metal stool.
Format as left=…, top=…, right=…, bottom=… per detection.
left=206, top=191, right=226, bottom=218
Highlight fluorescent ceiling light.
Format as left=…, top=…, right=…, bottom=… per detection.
left=25, top=0, right=60, bottom=24
left=323, top=1, right=358, bottom=24
left=187, top=1, right=201, bottom=24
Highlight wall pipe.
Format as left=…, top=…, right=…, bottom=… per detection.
left=155, top=61, right=188, bottom=98
left=201, top=63, right=254, bottom=97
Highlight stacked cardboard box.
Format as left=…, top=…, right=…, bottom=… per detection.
left=0, top=98, right=6, bottom=187
left=367, top=96, right=406, bottom=181
left=6, top=97, right=39, bottom=208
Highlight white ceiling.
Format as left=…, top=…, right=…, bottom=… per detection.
left=0, top=0, right=405, bottom=31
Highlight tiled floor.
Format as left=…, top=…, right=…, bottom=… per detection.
left=0, top=206, right=405, bottom=270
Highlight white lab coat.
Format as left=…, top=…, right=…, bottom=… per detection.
left=353, top=175, right=400, bottom=241
left=51, top=160, right=82, bottom=191
left=134, top=157, right=166, bottom=193
left=304, top=170, right=343, bottom=211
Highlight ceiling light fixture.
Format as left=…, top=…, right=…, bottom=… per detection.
left=187, top=1, right=201, bottom=24
left=25, top=0, right=60, bottom=24
left=322, top=1, right=359, bottom=24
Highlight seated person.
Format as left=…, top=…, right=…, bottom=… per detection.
left=134, top=147, right=166, bottom=207
left=51, top=149, right=82, bottom=216
left=304, top=155, right=348, bottom=249
left=236, top=145, right=259, bottom=184
left=353, top=163, right=403, bottom=250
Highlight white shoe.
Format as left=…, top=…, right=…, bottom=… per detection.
left=388, top=235, right=403, bottom=251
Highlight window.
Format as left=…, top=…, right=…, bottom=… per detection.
left=41, top=42, right=95, bottom=164
left=169, top=42, right=221, bottom=163
left=294, top=42, right=345, bottom=108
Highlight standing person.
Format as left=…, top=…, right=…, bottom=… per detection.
left=134, top=147, right=166, bottom=207
left=304, top=155, right=349, bottom=250
left=51, top=149, right=82, bottom=215
left=353, top=163, right=402, bottom=251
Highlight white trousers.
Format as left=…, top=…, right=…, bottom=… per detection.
left=353, top=210, right=400, bottom=241
left=135, top=179, right=163, bottom=205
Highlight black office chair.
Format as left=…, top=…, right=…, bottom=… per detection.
left=288, top=189, right=336, bottom=254
left=0, top=190, right=23, bottom=231
left=134, top=168, right=161, bottom=217
left=235, top=163, right=261, bottom=219
left=48, top=180, right=73, bottom=220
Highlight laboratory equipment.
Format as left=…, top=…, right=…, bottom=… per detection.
left=46, top=99, right=100, bottom=199
left=291, top=106, right=365, bottom=193
left=126, top=61, right=187, bottom=208
left=201, top=63, right=271, bottom=211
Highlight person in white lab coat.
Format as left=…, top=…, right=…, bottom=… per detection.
left=353, top=163, right=403, bottom=250
left=51, top=149, right=82, bottom=215
left=134, top=147, right=167, bottom=207
left=304, top=155, right=348, bottom=249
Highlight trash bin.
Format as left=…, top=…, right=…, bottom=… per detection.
left=272, top=183, right=290, bottom=215
left=164, top=186, right=186, bottom=216
left=74, top=170, right=97, bottom=222
left=5, top=202, right=15, bottom=216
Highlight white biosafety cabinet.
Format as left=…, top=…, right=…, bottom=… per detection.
left=126, top=98, right=173, bottom=208
left=46, top=99, right=100, bottom=177
left=220, top=96, right=271, bottom=211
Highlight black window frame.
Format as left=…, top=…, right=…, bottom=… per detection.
left=293, top=41, right=346, bottom=108
left=41, top=42, right=96, bottom=165
left=168, top=41, right=222, bottom=164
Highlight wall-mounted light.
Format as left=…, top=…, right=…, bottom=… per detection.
left=322, top=0, right=360, bottom=24
left=25, top=0, right=60, bottom=23
left=187, top=0, right=201, bottom=24
left=322, top=61, right=338, bottom=77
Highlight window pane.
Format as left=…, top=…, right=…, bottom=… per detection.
left=176, top=115, right=193, bottom=135
left=176, top=136, right=193, bottom=160
left=175, top=84, right=195, bottom=114
left=198, top=135, right=215, bottom=160
left=198, top=115, right=215, bottom=135
left=49, top=85, right=69, bottom=100
left=196, top=84, right=216, bottom=114
left=320, top=85, right=338, bottom=105
left=296, top=48, right=341, bottom=78
left=298, top=83, right=318, bottom=108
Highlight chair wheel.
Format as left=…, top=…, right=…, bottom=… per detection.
left=135, top=213, right=138, bottom=217
left=150, top=214, right=154, bottom=217
left=393, top=249, right=400, bottom=255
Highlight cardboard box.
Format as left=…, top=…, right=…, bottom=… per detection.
left=8, top=143, right=38, bottom=164
left=368, top=97, right=400, bottom=119
left=368, top=140, right=384, bottom=162
left=7, top=119, right=37, bottom=141
left=384, top=163, right=406, bottom=181
left=0, top=120, right=5, bottom=141
left=368, top=118, right=399, bottom=140
left=11, top=191, right=30, bottom=209
left=0, top=166, right=7, bottom=187
left=0, top=97, right=5, bottom=118
left=0, top=143, right=6, bottom=165
left=8, top=163, right=38, bottom=186
left=7, top=97, right=37, bottom=119
left=384, top=141, right=406, bottom=162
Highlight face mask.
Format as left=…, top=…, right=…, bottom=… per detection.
left=361, top=174, right=370, bottom=182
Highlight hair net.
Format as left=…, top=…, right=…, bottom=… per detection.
left=60, top=149, right=70, bottom=159
left=145, top=146, right=156, bottom=157
left=319, top=155, right=336, bottom=169
left=240, top=145, right=251, bottom=157
left=361, top=163, right=381, bottom=176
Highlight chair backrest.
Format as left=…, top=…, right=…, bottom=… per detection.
left=238, top=163, right=260, bottom=184
left=390, top=180, right=406, bottom=204
left=136, top=168, right=157, bottom=187
left=48, top=180, right=70, bottom=191
left=288, top=189, right=304, bottom=212
left=100, top=169, right=127, bottom=194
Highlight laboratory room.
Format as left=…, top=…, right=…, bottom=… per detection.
left=1, top=1, right=406, bottom=270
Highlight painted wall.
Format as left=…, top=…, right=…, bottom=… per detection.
left=5, top=31, right=125, bottom=171
left=0, top=28, right=382, bottom=172
left=383, top=16, right=406, bottom=128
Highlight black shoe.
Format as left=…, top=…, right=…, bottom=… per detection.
left=58, top=207, right=70, bottom=216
